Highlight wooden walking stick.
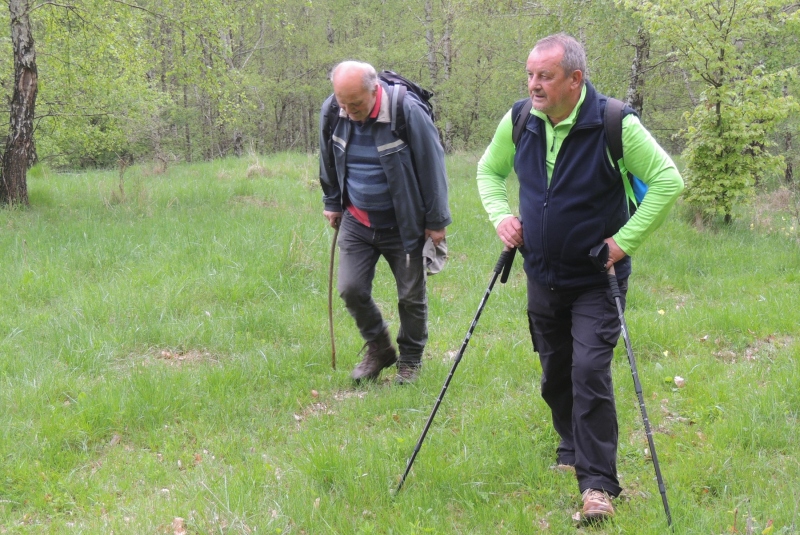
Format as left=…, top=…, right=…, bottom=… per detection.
left=328, top=226, right=339, bottom=369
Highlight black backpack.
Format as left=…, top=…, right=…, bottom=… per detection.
left=325, top=70, right=435, bottom=144
left=510, top=96, right=648, bottom=214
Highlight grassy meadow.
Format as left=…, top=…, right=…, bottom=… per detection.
left=0, top=152, right=798, bottom=534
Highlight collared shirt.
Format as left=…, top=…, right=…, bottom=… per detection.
left=531, top=86, right=587, bottom=185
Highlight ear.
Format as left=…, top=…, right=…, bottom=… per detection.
left=569, top=69, right=583, bottom=90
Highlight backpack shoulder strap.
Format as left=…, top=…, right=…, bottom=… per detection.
left=511, top=98, right=533, bottom=147
left=604, top=97, right=625, bottom=165
left=326, top=96, right=340, bottom=135
left=390, top=83, right=408, bottom=141
left=324, top=95, right=340, bottom=173
left=605, top=97, right=647, bottom=215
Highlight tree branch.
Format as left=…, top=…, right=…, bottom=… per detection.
left=107, top=0, right=163, bottom=18
left=31, top=2, right=78, bottom=13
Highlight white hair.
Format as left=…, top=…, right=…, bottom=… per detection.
left=331, top=60, right=378, bottom=91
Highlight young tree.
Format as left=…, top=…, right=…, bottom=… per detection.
left=681, top=68, right=796, bottom=223
left=625, top=0, right=799, bottom=224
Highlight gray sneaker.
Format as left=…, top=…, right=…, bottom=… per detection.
left=395, top=363, right=421, bottom=385
left=350, top=329, right=397, bottom=383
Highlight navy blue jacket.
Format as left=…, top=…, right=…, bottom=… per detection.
left=513, top=82, right=631, bottom=289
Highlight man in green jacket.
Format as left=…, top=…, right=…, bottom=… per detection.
left=476, top=33, right=683, bottom=520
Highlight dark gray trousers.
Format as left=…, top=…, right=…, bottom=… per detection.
left=526, top=277, right=627, bottom=497
left=337, top=211, right=427, bottom=365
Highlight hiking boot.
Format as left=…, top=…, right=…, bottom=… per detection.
left=581, top=489, right=614, bottom=521
left=395, top=363, right=421, bottom=385
left=350, top=329, right=397, bottom=383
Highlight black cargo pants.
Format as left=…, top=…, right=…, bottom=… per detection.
left=526, top=277, right=628, bottom=497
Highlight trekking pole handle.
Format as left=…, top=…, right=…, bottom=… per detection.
left=588, top=242, right=609, bottom=272
left=495, top=247, right=517, bottom=283
left=589, top=241, right=622, bottom=297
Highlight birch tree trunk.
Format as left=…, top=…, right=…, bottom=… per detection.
left=625, top=27, right=649, bottom=116
left=1, top=0, right=38, bottom=206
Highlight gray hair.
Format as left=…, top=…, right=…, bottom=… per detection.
left=331, top=61, right=379, bottom=91
left=533, top=33, right=587, bottom=84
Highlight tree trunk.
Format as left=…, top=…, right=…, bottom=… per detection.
left=233, top=130, right=243, bottom=157
left=181, top=29, right=192, bottom=162
left=681, top=68, right=698, bottom=107
left=424, top=0, right=438, bottom=83
left=441, top=6, right=454, bottom=153
left=625, top=27, right=650, bottom=116
left=1, top=0, right=37, bottom=206
left=784, top=85, right=794, bottom=185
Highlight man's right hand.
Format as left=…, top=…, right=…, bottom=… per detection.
left=324, top=210, right=342, bottom=229
left=497, top=216, right=523, bottom=249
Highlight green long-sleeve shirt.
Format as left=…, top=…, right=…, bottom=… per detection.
left=477, top=89, right=684, bottom=255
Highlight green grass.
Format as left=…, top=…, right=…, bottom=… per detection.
left=0, top=152, right=798, bottom=534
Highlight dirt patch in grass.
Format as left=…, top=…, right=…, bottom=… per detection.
left=117, top=348, right=222, bottom=370
left=154, top=348, right=219, bottom=367
left=743, top=334, right=794, bottom=360
left=713, top=334, right=794, bottom=364
left=293, top=389, right=368, bottom=426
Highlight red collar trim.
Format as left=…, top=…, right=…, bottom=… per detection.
left=369, top=85, right=382, bottom=119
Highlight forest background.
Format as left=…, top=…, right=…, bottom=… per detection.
left=0, top=0, right=798, bottom=222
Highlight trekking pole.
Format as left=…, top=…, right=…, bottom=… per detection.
left=328, top=226, right=339, bottom=370
left=395, top=247, right=517, bottom=494
left=589, top=242, right=673, bottom=530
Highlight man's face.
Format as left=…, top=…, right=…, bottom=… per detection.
left=526, top=45, right=582, bottom=124
left=333, top=72, right=378, bottom=123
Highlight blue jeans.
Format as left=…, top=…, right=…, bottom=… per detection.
left=337, top=211, right=427, bottom=365
left=526, top=277, right=627, bottom=497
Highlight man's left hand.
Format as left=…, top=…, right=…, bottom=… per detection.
left=425, top=228, right=446, bottom=246
left=604, top=237, right=627, bottom=269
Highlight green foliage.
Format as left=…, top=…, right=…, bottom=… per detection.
left=0, top=0, right=797, bottom=171
left=623, top=0, right=800, bottom=224
left=31, top=1, right=163, bottom=168
left=681, top=68, right=798, bottom=222
left=0, top=0, right=682, bottom=166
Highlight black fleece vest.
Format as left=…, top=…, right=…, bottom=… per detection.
left=513, top=82, right=631, bottom=289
